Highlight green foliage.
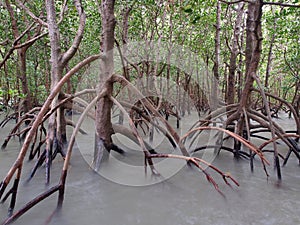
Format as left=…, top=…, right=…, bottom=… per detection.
left=183, top=5, right=193, bottom=13
left=261, top=3, right=300, bottom=94
left=0, top=88, right=3, bottom=98
left=0, top=0, right=299, bottom=108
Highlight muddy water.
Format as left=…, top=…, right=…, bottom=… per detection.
left=0, top=112, right=300, bottom=225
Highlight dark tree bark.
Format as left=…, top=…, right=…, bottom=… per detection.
left=226, top=2, right=244, bottom=105
left=45, top=0, right=64, bottom=184
left=239, top=0, right=263, bottom=109
left=211, top=0, right=221, bottom=111
left=94, top=0, right=116, bottom=169
left=226, top=0, right=263, bottom=157
left=44, top=0, right=86, bottom=182
left=5, top=0, right=35, bottom=113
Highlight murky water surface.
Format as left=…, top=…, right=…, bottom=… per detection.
left=0, top=111, right=299, bottom=225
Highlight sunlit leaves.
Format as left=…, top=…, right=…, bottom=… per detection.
left=183, top=4, right=193, bottom=13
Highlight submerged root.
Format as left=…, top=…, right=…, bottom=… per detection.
left=2, top=72, right=298, bottom=224
left=148, top=153, right=239, bottom=195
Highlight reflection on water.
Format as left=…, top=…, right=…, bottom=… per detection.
left=0, top=112, right=300, bottom=225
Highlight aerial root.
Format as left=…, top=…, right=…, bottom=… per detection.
left=2, top=184, right=62, bottom=225
left=0, top=55, right=104, bottom=222
left=148, top=153, right=239, bottom=194
left=192, top=145, right=250, bottom=159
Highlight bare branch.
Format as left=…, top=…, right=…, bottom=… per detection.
left=259, top=134, right=300, bottom=151
left=61, top=0, right=86, bottom=65
left=0, top=39, right=9, bottom=46
left=15, top=23, right=36, bottom=43
left=251, top=88, right=300, bottom=135
left=221, top=0, right=300, bottom=7
left=0, top=23, right=36, bottom=69
left=57, top=0, right=69, bottom=24
left=0, top=48, right=16, bottom=69
left=110, top=96, right=158, bottom=174
left=220, top=0, right=253, bottom=5
left=0, top=54, right=102, bottom=200
left=112, top=74, right=190, bottom=157
left=14, top=32, right=48, bottom=49
left=252, top=73, right=281, bottom=179
left=263, top=1, right=300, bottom=7
left=15, top=0, right=48, bottom=26
left=2, top=184, right=61, bottom=224
left=181, top=126, right=270, bottom=167
left=149, top=153, right=239, bottom=191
